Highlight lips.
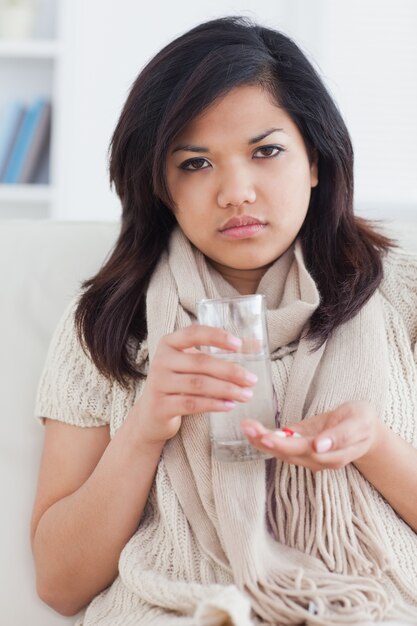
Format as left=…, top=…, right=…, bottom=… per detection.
left=219, top=216, right=266, bottom=232
left=218, top=215, right=267, bottom=240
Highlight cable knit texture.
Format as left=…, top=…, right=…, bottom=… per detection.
left=35, top=229, right=417, bottom=625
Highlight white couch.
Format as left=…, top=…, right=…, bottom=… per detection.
left=1, top=218, right=416, bottom=626
left=1, top=220, right=119, bottom=625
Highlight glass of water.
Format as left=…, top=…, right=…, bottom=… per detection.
left=197, top=294, right=276, bottom=462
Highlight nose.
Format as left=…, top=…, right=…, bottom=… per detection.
left=216, top=166, right=256, bottom=209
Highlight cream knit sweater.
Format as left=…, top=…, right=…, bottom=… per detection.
left=35, top=244, right=417, bottom=625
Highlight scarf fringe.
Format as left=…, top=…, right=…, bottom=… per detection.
left=269, top=461, right=392, bottom=578
left=243, top=569, right=392, bottom=626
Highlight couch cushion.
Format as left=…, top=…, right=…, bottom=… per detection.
left=0, top=220, right=119, bottom=625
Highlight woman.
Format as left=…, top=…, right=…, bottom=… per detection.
left=31, top=16, right=417, bottom=626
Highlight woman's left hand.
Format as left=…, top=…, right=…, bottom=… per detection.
left=241, top=401, right=384, bottom=472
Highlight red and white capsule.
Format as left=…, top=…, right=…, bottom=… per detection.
left=273, top=427, right=302, bottom=438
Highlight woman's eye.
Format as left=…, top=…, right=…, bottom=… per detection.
left=253, top=145, right=283, bottom=159
left=180, top=158, right=210, bottom=171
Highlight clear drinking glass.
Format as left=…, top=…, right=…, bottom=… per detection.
left=197, top=294, right=276, bottom=462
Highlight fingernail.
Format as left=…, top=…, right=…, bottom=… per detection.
left=245, top=371, right=258, bottom=384
left=261, top=437, right=275, bottom=449
left=242, top=427, right=257, bottom=437
left=224, top=401, right=235, bottom=410
left=240, top=388, right=253, bottom=399
left=227, top=334, right=242, bottom=348
left=316, top=437, right=332, bottom=453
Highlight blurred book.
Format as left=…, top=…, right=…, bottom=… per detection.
left=0, top=101, right=26, bottom=181
left=32, top=137, right=50, bottom=184
left=2, top=98, right=52, bottom=184
left=19, top=100, right=51, bottom=184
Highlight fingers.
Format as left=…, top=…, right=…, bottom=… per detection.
left=310, top=441, right=371, bottom=470
left=162, top=394, right=237, bottom=417
left=166, top=324, right=242, bottom=352
left=241, top=420, right=312, bottom=458
left=159, top=371, right=255, bottom=403
left=169, top=350, right=257, bottom=387
left=311, top=402, right=374, bottom=455
left=240, top=422, right=336, bottom=471
left=141, top=325, right=259, bottom=441
left=151, top=326, right=258, bottom=406
left=240, top=402, right=377, bottom=471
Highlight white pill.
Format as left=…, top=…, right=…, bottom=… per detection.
left=273, top=429, right=302, bottom=438
left=273, top=430, right=289, bottom=438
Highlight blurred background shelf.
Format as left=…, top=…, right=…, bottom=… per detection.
left=0, top=0, right=59, bottom=218
left=0, top=183, right=52, bottom=203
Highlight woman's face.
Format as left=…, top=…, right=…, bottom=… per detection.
left=166, top=84, right=318, bottom=292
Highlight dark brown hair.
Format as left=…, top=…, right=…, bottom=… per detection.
left=75, top=16, right=393, bottom=388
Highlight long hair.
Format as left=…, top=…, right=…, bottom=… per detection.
left=75, top=16, right=393, bottom=388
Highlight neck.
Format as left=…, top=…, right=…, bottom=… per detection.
left=208, top=259, right=271, bottom=295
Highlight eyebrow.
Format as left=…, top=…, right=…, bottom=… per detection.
left=170, top=128, right=285, bottom=155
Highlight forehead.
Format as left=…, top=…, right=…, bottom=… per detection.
left=175, top=84, right=298, bottom=141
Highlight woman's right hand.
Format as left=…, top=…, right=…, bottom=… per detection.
left=131, top=324, right=258, bottom=446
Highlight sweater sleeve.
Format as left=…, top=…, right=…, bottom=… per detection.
left=380, top=248, right=417, bottom=360
left=34, top=297, right=113, bottom=427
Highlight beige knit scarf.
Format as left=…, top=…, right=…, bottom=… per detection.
left=141, top=227, right=417, bottom=625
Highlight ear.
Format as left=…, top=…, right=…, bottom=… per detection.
left=310, top=148, right=319, bottom=188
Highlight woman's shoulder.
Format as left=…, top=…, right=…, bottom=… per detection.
left=35, top=293, right=148, bottom=428
left=52, top=294, right=149, bottom=366
left=380, top=246, right=417, bottom=293
left=379, top=246, right=417, bottom=342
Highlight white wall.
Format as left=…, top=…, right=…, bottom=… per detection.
left=52, top=0, right=417, bottom=222
left=53, top=0, right=301, bottom=220
left=318, top=0, right=417, bottom=219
